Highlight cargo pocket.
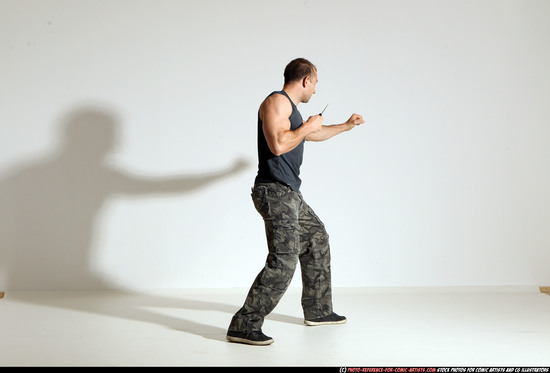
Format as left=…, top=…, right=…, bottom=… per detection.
left=269, top=225, right=300, bottom=255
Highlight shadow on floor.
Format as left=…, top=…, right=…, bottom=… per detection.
left=6, top=289, right=304, bottom=342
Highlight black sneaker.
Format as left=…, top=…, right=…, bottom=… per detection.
left=304, top=312, right=347, bottom=326
left=226, top=330, right=274, bottom=346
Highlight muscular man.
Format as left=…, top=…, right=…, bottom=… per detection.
left=227, top=58, right=364, bottom=345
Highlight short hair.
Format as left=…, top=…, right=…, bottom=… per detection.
left=284, top=58, right=317, bottom=85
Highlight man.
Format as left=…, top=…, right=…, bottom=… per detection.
left=226, top=58, right=365, bottom=345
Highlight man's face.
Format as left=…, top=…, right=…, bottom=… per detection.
left=303, top=72, right=318, bottom=103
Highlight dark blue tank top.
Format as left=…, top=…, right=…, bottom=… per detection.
left=255, top=90, right=304, bottom=191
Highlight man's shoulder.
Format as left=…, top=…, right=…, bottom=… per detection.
left=260, top=92, right=292, bottom=115
left=264, top=91, right=289, bottom=103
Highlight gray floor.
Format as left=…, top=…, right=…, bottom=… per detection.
left=1, top=287, right=549, bottom=366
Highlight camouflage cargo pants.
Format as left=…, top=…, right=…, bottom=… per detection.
left=228, top=182, right=333, bottom=332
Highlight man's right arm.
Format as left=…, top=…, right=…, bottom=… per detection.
left=260, top=94, right=323, bottom=156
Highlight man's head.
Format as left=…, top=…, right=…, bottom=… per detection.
left=283, top=58, right=318, bottom=103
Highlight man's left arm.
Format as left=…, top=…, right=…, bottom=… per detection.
left=305, top=114, right=365, bottom=142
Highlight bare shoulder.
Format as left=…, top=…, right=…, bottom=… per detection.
left=260, top=93, right=292, bottom=121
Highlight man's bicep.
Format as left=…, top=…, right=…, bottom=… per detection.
left=263, top=111, right=290, bottom=139
left=263, top=118, right=291, bottom=156
left=261, top=97, right=292, bottom=153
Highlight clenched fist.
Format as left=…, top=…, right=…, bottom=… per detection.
left=345, top=114, right=365, bottom=131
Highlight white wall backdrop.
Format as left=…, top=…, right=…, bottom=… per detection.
left=1, top=0, right=549, bottom=290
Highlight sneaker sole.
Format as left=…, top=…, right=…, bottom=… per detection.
left=304, top=319, right=347, bottom=326
left=226, top=335, right=274, bottom=346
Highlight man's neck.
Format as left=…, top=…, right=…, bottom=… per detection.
left=282, top=85, right=302, bottom=107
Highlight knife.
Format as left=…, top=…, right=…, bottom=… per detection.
left=319, top=104, right=329, bottom=116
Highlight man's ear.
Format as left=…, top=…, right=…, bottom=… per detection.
left=301, top=75, right=310, bottom=88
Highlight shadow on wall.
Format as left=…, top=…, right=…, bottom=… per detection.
left=0, top=106, right=249, bottom=291
left=0, top=106, right=304, bottom=342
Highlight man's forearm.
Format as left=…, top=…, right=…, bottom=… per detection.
left=305, top=123, right=349, bottom=142
left=269, top=125, right=311, bottom=155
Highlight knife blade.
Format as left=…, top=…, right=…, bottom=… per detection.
left=319, top=104, right=329, bottom=116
